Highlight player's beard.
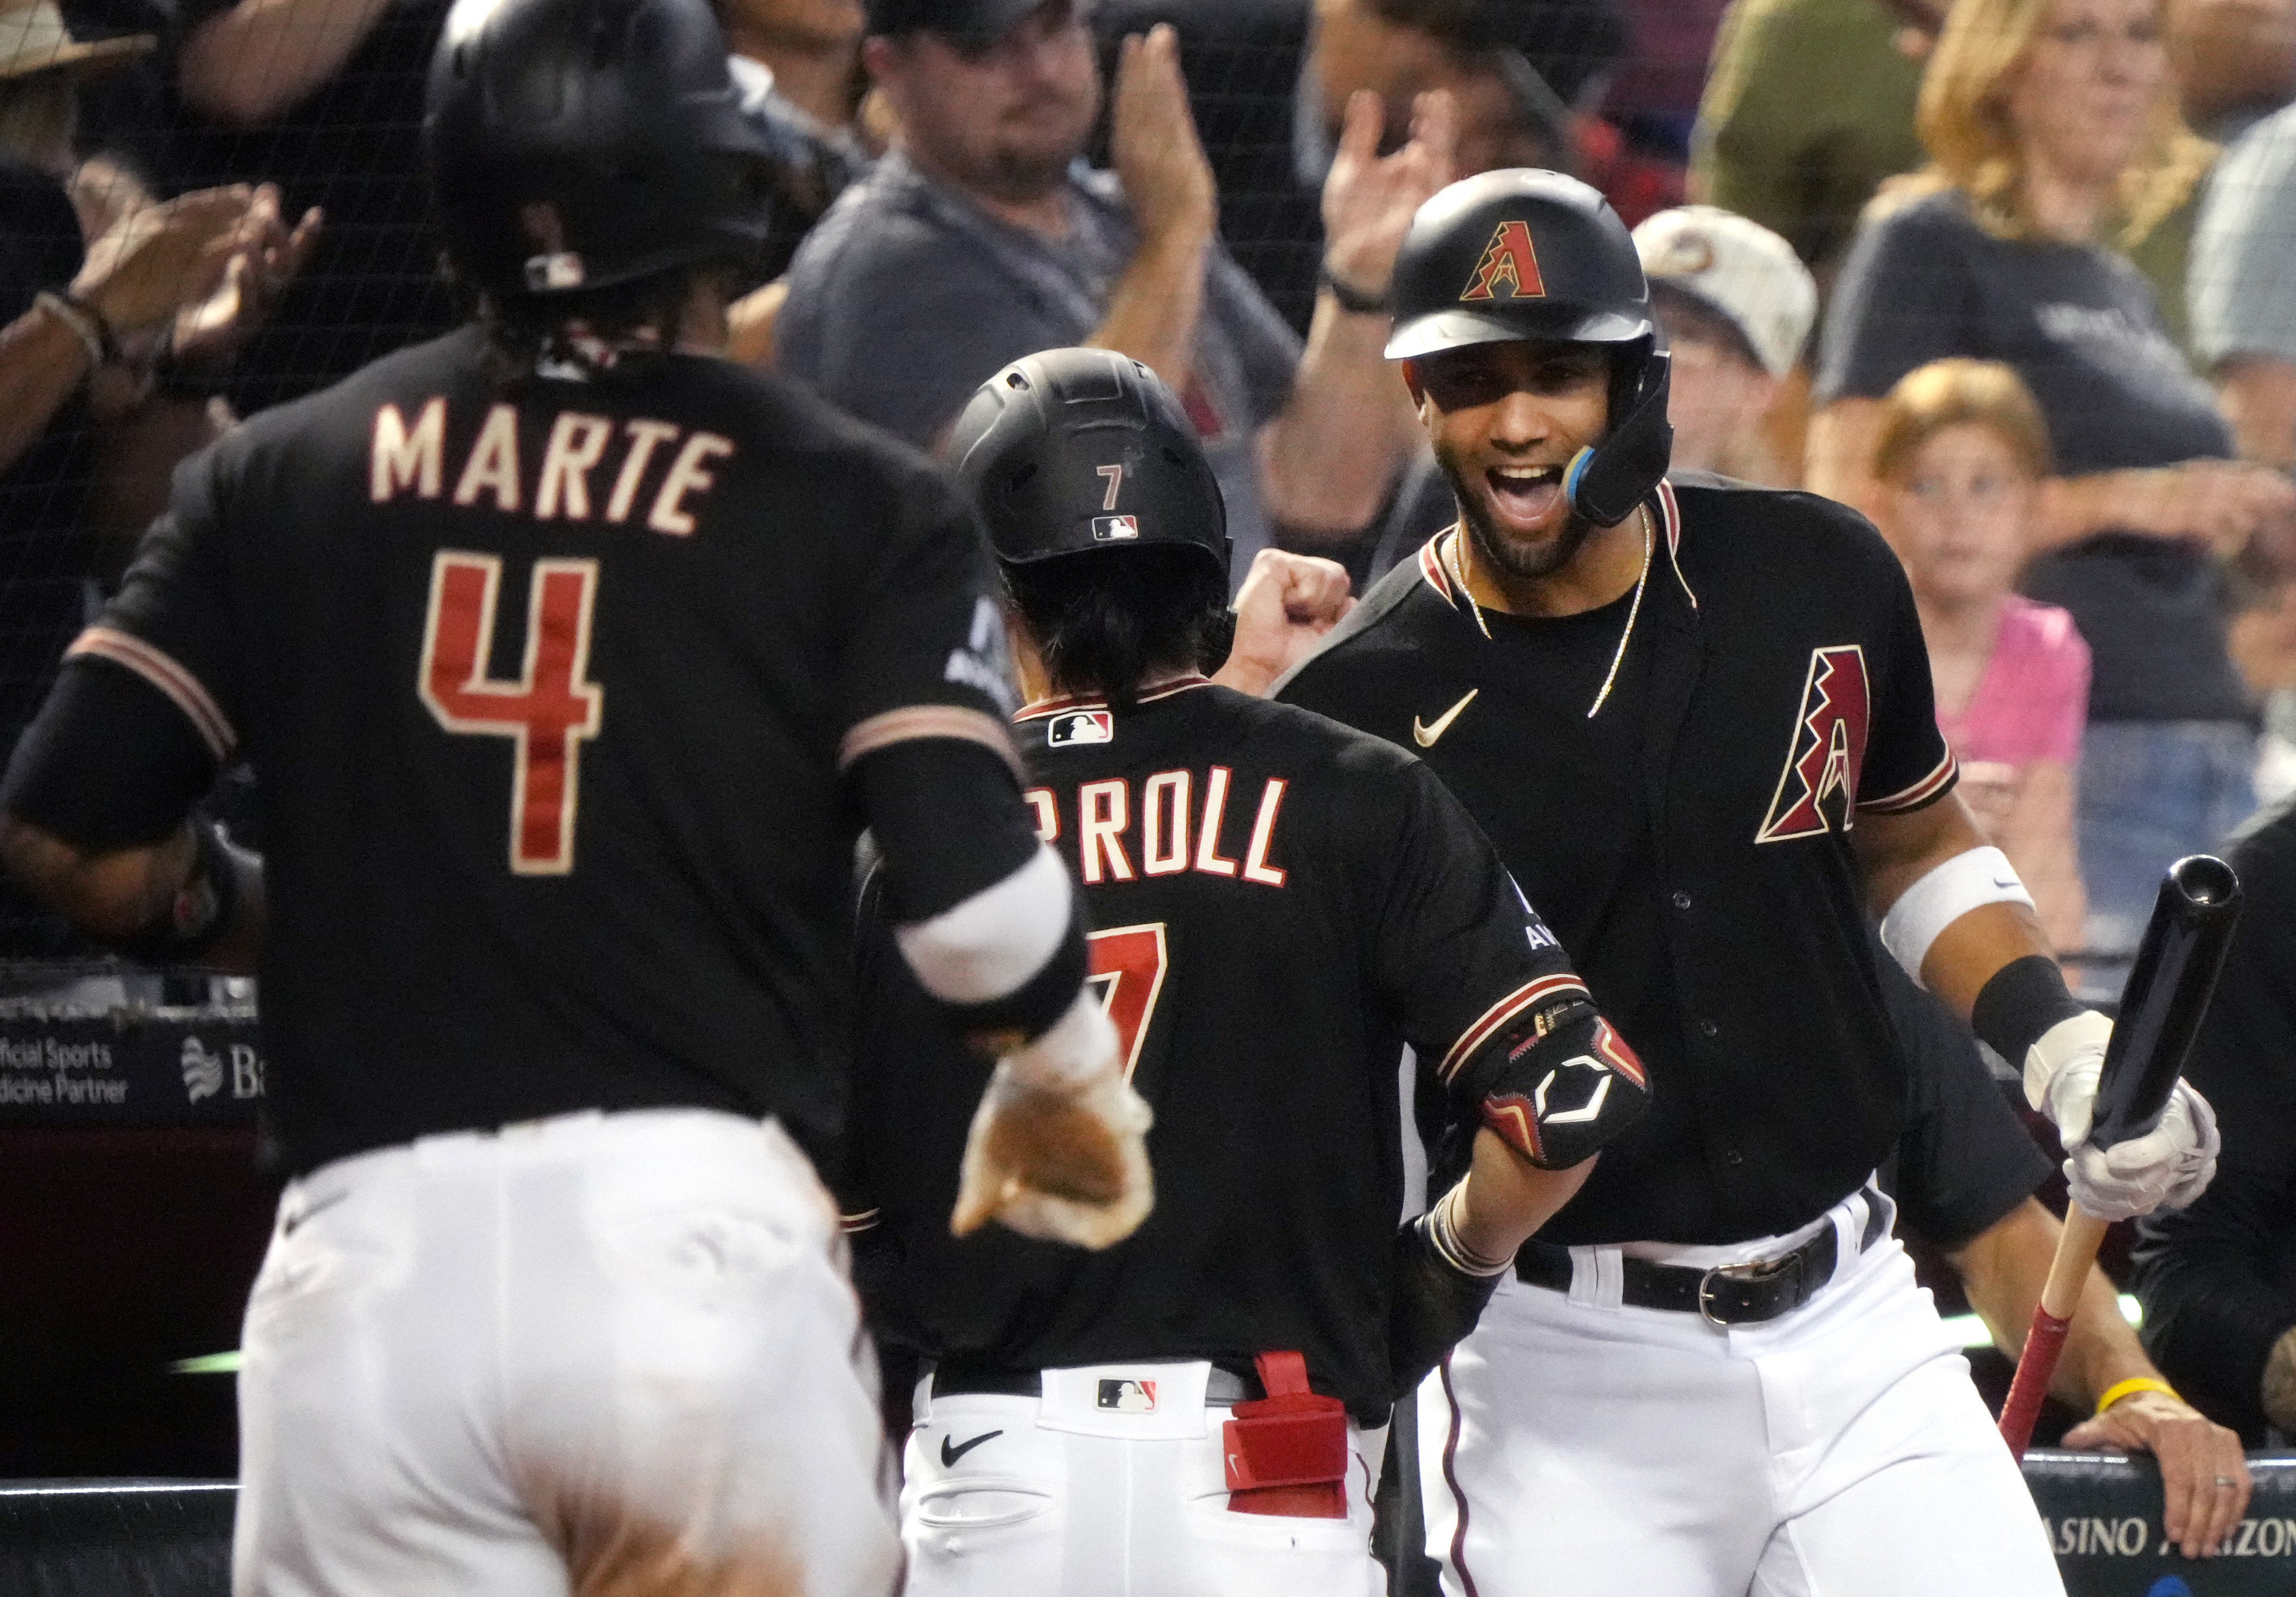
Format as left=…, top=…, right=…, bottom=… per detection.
left=1439, top=453, right=1599, bottom=583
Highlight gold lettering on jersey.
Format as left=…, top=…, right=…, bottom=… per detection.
left=607, top=419, right=681, bottom=523
left=648, top=432, right=735, bottom=536
left=363, top=400, right=730, bottom=534
left=371, top=398, right=445, bottom=502
left=1194, top=765, right=1240, bottom=876
left=1240, top=777, right=1289, bottom=886
left=1141, top=771, right=1190, bottom=875
left=1030, top=769, right=1292, bottom=890
left=1079, top=779, right=1134, bottom=883
left=535, top=413, right=614, bottom=520
left=453, top=404, right=524, bottom=511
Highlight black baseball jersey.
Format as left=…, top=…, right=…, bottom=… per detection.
left=845, top=679, right=1597, bottom=1421
left=1280, top=476, right=1958, bottom=1246
left=39, top=326, right=1016, bottom=1176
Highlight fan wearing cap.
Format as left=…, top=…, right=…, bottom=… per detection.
left=1274, top=169, right=2217, bottom=1595
left=1630, top=203, right=1814, bottom=485
left=840, top=346, right=1649, bottom=1597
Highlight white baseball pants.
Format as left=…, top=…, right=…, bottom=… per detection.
left=1418, top=1191, right=2066, bottom=1597
left=900, top=1361, right=1387, bottom=1597
left=232, top=1107, right=901, bottom=1597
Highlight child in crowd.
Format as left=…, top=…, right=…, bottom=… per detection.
left=1874, top=359, right=2090, bottom=953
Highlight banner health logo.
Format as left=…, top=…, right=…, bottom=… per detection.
left=181, top=1036, right=225, bottom=1103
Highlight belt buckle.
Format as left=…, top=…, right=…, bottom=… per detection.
left=1696, top=1252, right=1798, bottom=1328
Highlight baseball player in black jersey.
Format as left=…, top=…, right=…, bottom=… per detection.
left=839, top=348, right=1650, bottom=1596
left=0, top=3, right=1152, bottom=1591
left=1274, top=170, right=2224, bottom=1595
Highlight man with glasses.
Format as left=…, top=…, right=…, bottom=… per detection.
left=775, top=0, right=1444, bottom=578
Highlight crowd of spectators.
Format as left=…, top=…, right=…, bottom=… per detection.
left=2, top=0, right=2294, bottom=1450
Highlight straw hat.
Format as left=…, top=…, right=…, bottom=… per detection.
left=0, top=0, right=156, bottom=80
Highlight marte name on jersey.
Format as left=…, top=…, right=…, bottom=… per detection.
left=369, top=398, right=734, bottom=535
left=1023, top=767, right=1291, bottom=888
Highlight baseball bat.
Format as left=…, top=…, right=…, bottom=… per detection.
left=1996, top=854, right=2244, bottom=1456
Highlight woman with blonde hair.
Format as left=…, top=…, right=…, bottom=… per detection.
left=1875, top=359, right=2090, bottom=951
left=1809, top=0, right=2295, bottom=961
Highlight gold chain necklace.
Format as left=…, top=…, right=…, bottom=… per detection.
left=1446, top=503, right=1653, bottom=719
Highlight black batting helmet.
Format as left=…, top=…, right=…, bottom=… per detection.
left=424, top=0, right=775, bottom=301
left=1388, top=169, right=1673, bottom=526
left=950, top=348, right=1231, bottom=584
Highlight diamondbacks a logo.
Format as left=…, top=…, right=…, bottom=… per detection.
left=1756, top=646, right=1872, bottom=843
left=180, top=1036, right=224, bottom=1103
left=1097, top=1378, right=1157, bottom=1412
left=1460, top=220, right=1546, bottom=302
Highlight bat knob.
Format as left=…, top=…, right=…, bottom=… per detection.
left=2169, top=855, right=2238, bottom=910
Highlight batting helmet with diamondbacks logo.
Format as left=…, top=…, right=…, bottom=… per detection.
left=1387, top=169, right=1674, bottom=527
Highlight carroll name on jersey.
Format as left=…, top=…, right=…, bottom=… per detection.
left=1023, top=767, right=1289, bottom=888
left=370, top=398, right=734, bottom=535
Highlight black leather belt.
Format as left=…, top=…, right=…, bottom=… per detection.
left=1516, top=1192, right=1891, bottom=1327
left=929, top=1356, right=1259, bottom=1404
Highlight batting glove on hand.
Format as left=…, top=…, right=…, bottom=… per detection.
left=951, top=995, right=1153, bottom=1251
left=2026, top=1011, right=2222, bottom=1221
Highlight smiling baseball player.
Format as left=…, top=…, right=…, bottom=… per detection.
left=1276, top=169, right=2220, bottom=1596
left=839, top=347, right=1650, bottom=1597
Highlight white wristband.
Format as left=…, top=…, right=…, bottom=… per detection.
left=1879, top=846, right=2033, bottom=988
left=1004, top=988, right=1120, bottom=1094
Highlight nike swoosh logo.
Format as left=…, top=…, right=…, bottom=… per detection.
left=940, top=1430, right=1002, bottom=1467
left=1413, top=688, right=1479, bottom=748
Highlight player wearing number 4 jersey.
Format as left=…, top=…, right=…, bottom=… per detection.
left=0, top=2, right=1152, bottom=1593
left=839, top=349, right=1650, bottom=1597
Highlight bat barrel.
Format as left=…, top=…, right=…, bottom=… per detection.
left=2089, top=855, right=2242, bottom=1150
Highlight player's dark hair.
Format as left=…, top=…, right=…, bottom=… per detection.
left=472, top=262, right=733, bottom=385
left=1003, top=547, right=1229, bottom=715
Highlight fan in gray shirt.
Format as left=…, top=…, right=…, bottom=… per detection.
left=778, top=0, right=1444, bottom=580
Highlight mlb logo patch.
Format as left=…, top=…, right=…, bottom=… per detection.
left=1091, top=515, right=1140, bottom=542
left=1047, top=710, right=1115, bottom=747
left=1097, top=1378, right=1158, bottom=1413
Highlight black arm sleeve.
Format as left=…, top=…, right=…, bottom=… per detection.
left=850, top=737, right=1038, bottom=924
left=850, top=736, right=1087, bottom=1045
left=1, top=657, right=221, bottom=848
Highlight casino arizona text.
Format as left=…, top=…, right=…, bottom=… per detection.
left=1023, top=770, right=1290, bottom=888
left=369, top=399, right=733, bottom=534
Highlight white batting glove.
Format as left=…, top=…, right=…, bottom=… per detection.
left=2026, top=1011, right=2222, bottom=1221
left=951, top=994, right=1154, bottom=1250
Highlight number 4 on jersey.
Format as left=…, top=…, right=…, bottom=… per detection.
left=418, top=552, right=604, bottom=875
left=1086, top=923, right=1167, bottom=1080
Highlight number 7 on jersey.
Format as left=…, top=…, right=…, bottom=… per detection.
left=418, top=551, right=604, bottom=875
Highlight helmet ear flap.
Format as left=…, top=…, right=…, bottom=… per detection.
left=1566, top=349, right=1672, bottom=527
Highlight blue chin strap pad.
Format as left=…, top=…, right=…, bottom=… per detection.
left=1564, top=350, right=1675, bottom=527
